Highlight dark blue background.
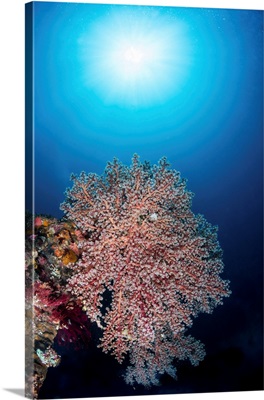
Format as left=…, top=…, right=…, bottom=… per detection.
left=26, top=1, right=263, bottom=397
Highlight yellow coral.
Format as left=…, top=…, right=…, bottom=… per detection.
left=62, top=249, right=78, bottom=265
left=42, top=219, right=50, bottom=227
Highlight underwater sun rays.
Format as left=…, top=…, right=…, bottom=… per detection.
left=79, top=7, right=192, bottom=108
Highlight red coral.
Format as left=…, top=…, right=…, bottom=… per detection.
left=61, top=154, right=231, bottom=386
left=34, top=282, right=71, bottom=324
left=55, top=304, right=91, bottom=349
left=33, top=282, right=91, bottom=348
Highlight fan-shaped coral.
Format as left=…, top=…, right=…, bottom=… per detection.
left=61, top=155, right=231, bottom=386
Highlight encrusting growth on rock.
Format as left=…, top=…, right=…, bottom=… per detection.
left=25, top=214, right=91, bottom=399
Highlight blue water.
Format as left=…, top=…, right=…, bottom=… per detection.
left=26, top=1, right=263, bottom=397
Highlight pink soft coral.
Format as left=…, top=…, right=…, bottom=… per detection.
left=61, top=155, right=231, bottom=386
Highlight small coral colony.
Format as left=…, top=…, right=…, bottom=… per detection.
left=25, top=155, right=230, bottom=398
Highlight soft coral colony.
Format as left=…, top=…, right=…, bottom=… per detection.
left=25, top=154, right=230, bottom=397
left=60, top=154, right=231, bottom=386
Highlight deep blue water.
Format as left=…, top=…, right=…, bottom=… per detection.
left=26, top=1, right=263, bottom=397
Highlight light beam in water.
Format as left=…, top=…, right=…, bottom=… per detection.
left=79, top=8, right=192, bottom=108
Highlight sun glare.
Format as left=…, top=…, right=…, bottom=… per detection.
left=124, top=46, right=143, bottom=64
left=80, top=8, right=192, bottom=107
